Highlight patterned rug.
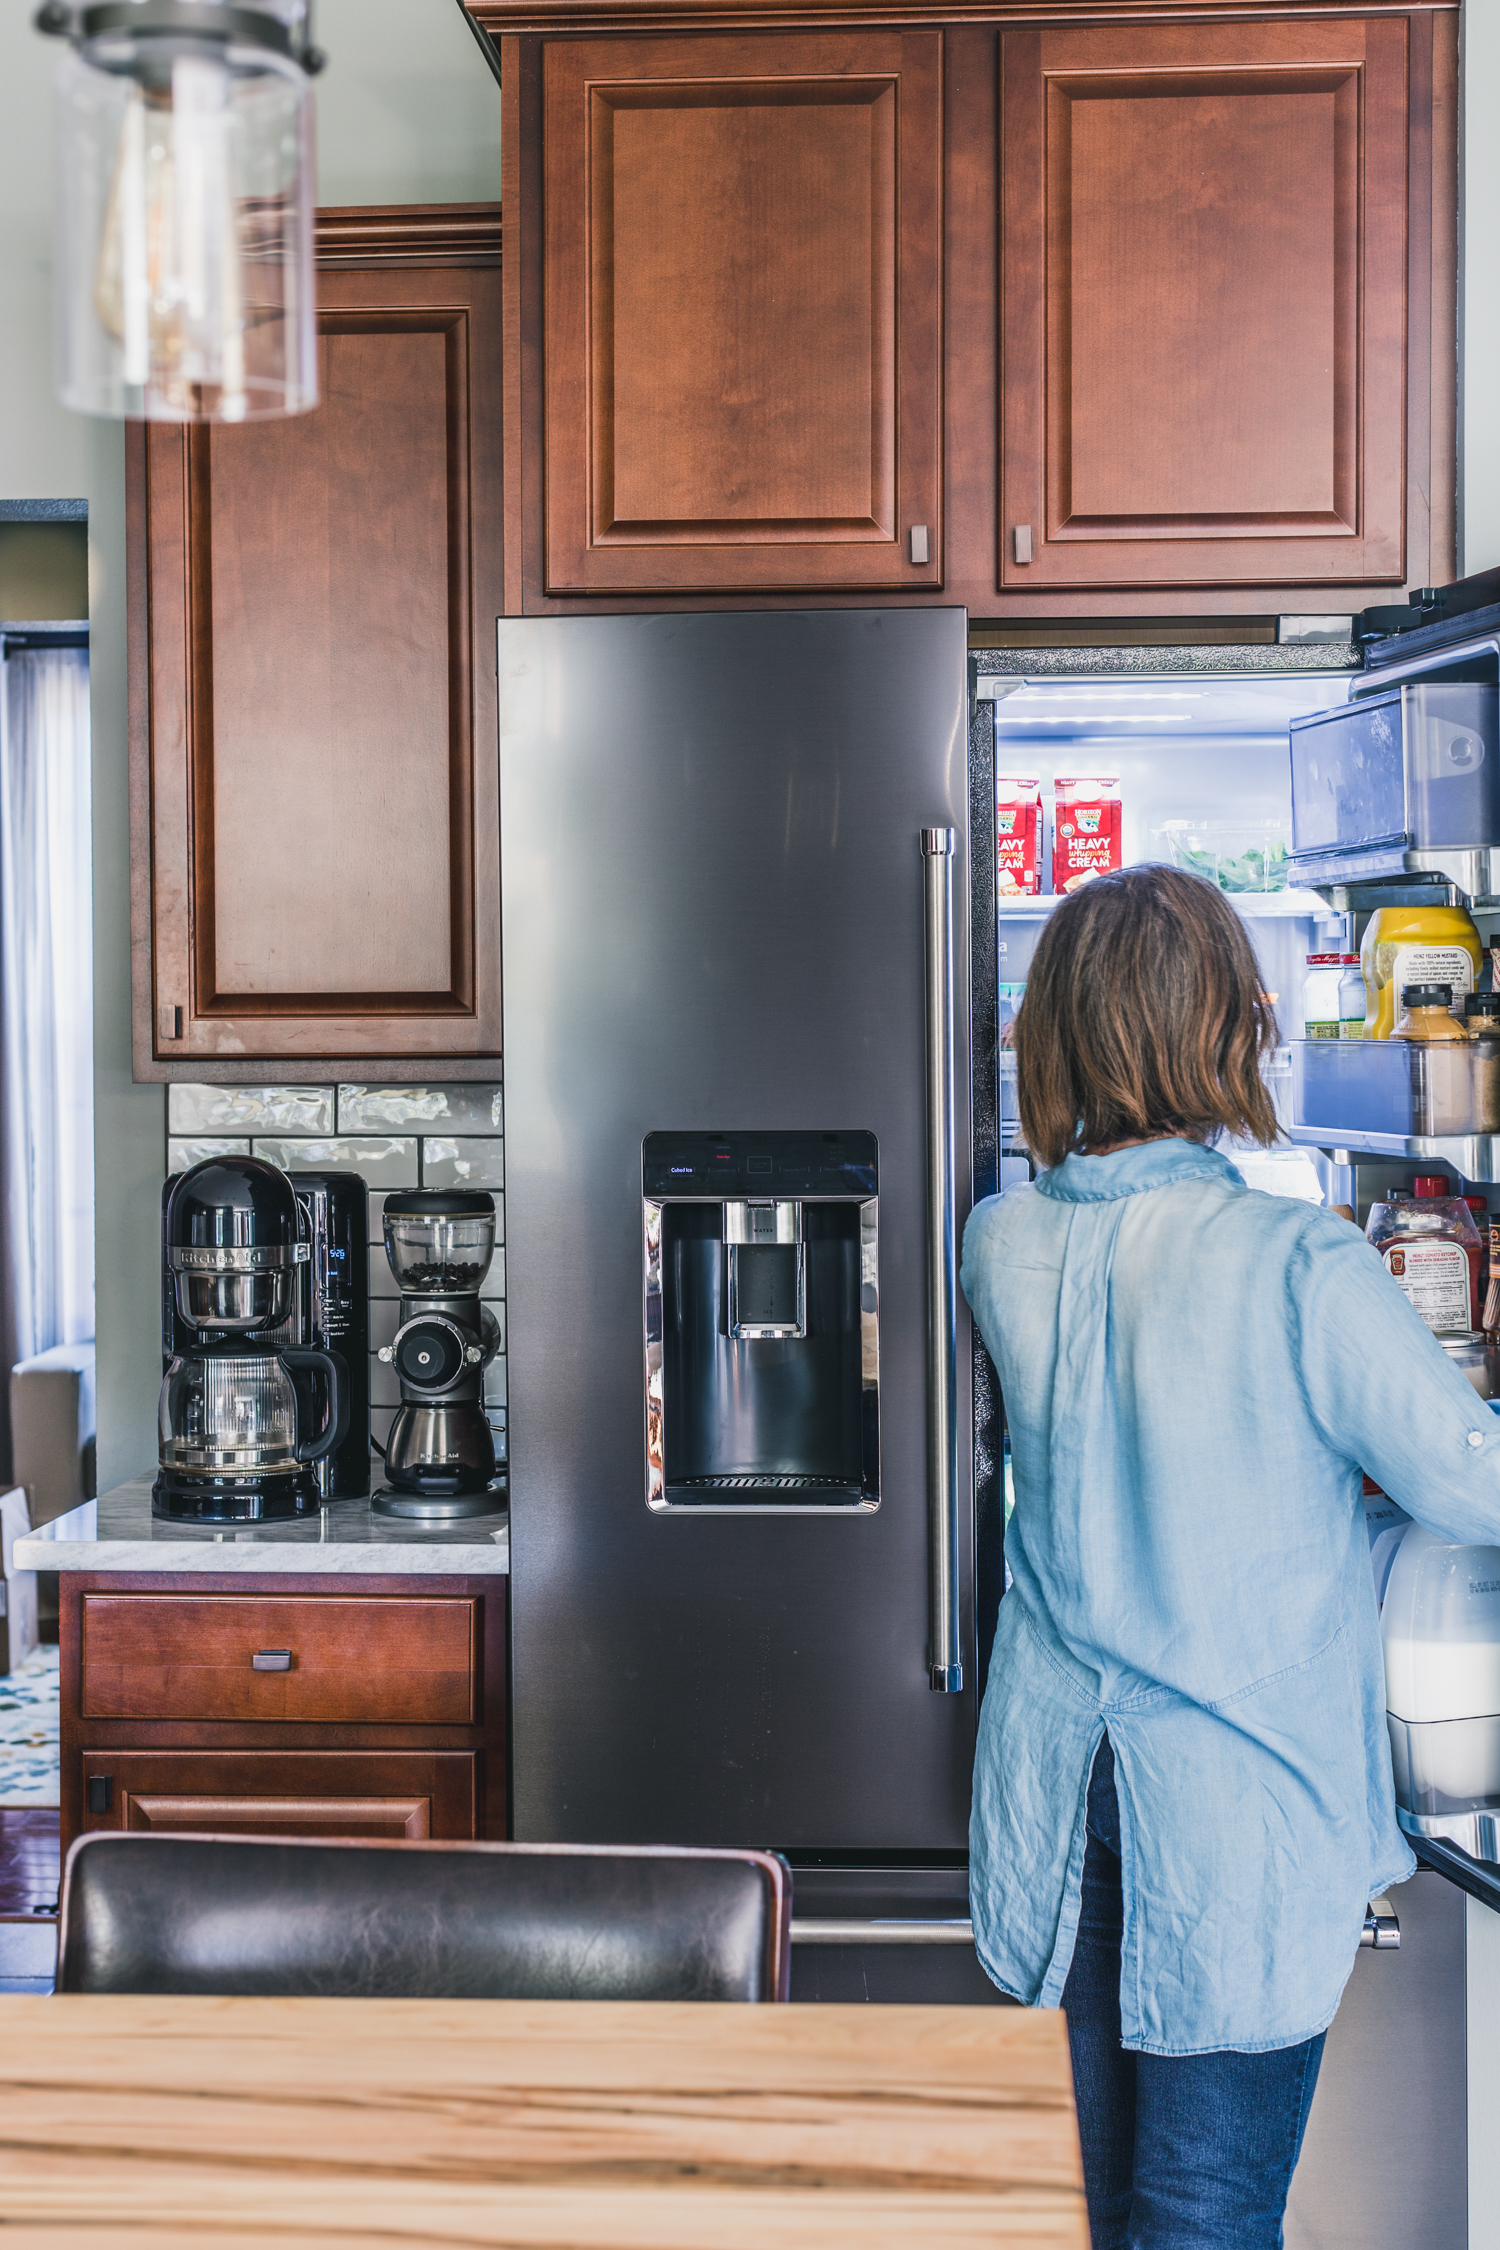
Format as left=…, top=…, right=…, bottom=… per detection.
left=0, top=1649, right=59, bottom=1808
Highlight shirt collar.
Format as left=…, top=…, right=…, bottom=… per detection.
left=1035, top=1138, right=1247, bottom=1204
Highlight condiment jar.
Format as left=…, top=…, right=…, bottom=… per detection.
left=1439, top=1332, right=1500, bottom=1400
left=1361, top=901, right=1483, bottom=1039
left=1466, top=993, right=1500, bottom=1133
left=1367, top=1192, right=1483, bottom=1336
left=1337, top=954, right=1366, bottom=1038
left=1303, top=954, right=1345, bottom=1039
left=1393, top=983, right=1472, bottom=1042
left=1415, top=1176, right=1485, bottom=1329
left=1394, top=984, right=1475, bottom=1135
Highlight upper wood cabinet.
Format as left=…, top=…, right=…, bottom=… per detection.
left=534, top=30, right=942, bottom=595
left=128, top=208, right=504, bottom=1075
left=997, top=17, right=1413, bottom=594
left=478, top=0, right=1454, bottom=617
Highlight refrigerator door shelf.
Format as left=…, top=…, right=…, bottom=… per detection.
left=994, top=887, right=1330, bottom=918
left=1287, top=1125, right=1500, bottom=1177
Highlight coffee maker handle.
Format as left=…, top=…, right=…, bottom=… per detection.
left=281, top=1347, right=351, bottom=1465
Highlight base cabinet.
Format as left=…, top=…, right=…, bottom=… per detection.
left=78, top=1750, right=480, bottom=1841
left=60, top=1572, right=507, bottom=1856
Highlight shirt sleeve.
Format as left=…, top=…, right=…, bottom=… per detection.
left=1289, top=1212, right=1500, bottom=1547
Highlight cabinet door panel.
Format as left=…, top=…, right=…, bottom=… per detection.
left=543, top=30, right=941, bottom=594
left=80, top=1752, right=478, bottom=1840
left=132, top=215, right=503, bottom=1068
left=1000, top=19, right=1407, bottom=590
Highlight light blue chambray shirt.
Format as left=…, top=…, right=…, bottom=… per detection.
left=962, top=1137, right=1500, bottom=2056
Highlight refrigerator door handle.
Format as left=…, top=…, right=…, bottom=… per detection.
left=921, top=826, right=963, bottom=1693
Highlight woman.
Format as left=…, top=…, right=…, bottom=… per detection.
left=961, top=864, right=1500, bottom=2249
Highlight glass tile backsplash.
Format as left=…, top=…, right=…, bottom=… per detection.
left=163, top=1082, right=506, bottom=1471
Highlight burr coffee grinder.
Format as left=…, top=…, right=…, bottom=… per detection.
left=372, top=1189, right=504, bottom=1518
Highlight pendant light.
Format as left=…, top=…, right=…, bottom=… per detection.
left=35, top=0, right=324, bottom=423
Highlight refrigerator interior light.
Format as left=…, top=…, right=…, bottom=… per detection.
left=36, top=0, right=323, bottom=423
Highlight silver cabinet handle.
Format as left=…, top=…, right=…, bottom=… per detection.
left=252, top=1649, right=292, bottom=1672
left=921, top=827, right=962, bottom=1692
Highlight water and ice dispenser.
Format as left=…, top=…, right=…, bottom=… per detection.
left=642, top=1131, right=879, bottom=1509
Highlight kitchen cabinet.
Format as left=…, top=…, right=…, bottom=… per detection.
left=535, top=29, right=941, bottom=597
left=129, top=205, right=504, bottom=1078
left=476, top=1, right=1454, bottom=619
left=997, top=16, right=1416, bottom=596
left=60, top=1573, right=507, bottom=1853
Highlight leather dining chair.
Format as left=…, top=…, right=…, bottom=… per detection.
left=56, top=1834, right=792, bottom=2001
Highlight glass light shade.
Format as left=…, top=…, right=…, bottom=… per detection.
left=53, top=13, right=316, bottom=421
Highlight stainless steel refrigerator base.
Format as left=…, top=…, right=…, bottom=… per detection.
left=500, top=609, right=974, bottom=1848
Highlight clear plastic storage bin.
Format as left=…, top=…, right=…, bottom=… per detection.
left=1291, top=1036, right=1486, bottom=1139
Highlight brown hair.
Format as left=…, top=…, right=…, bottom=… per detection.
left=1014, top=864, right=1281, bottom=1169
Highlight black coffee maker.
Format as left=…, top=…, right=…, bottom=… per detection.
left=373, top=1189, right=503, bottom=1519
left=154, top=1157, right=350, bottom=1522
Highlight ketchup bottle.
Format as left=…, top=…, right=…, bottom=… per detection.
left=1414, top=1175, right=1484, bottom=1330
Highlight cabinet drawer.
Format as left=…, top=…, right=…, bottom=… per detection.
left=79, top=1750, right=479, bottom=1840
left=80, top=1595, right=477, bottom=1725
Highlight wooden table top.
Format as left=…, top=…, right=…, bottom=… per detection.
left=0, top=1995, right=1087, bottom=2248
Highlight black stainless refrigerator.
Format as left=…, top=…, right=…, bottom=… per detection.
left=498, top=611, right=1001, bottom=1903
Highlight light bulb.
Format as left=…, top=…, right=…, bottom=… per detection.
left=44, top=2, right=319, bottom=423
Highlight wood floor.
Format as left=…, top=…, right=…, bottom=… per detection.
left=0, top=1811, right=59, bottom=1990
left=0, top=1809, right=59, bottom=1919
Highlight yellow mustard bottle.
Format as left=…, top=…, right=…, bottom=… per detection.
left=1360, top=902, right=1484, bottom=1039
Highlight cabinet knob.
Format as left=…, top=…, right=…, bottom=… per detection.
left=1012, top=525, right=1033, bottom=565
left=908, top=525, right=930, bottom=565
left=252, top=1648, right=292, bottom=1672
left=157, top=1002, right=183, bottom=1042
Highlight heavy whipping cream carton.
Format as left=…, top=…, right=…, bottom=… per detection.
left=996, top=776, right=1042, bottom=895
left=1054, top=776, right=1122, bottom=892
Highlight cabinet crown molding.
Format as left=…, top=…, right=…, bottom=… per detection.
left=316, top=203, right=503, bottom=268
left=464, top=0, right=1452, bottom=37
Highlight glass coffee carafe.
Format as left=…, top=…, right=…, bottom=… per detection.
left=158, top=1351, right=347, bottom=1478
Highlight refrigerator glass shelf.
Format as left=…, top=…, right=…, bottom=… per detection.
left=995, top=888, right=1332, bottom=918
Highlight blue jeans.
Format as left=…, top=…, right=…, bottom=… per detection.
left=1061, top=1737, right=1326, bottom=2250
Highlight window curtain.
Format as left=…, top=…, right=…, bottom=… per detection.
left=0, top=645, right=94, bottom=1478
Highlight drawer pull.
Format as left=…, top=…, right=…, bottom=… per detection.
left=252, top=1649, right=292, bottom=1672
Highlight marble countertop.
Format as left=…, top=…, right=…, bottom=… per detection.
left=14, top=1477, right=509, bottom=1575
